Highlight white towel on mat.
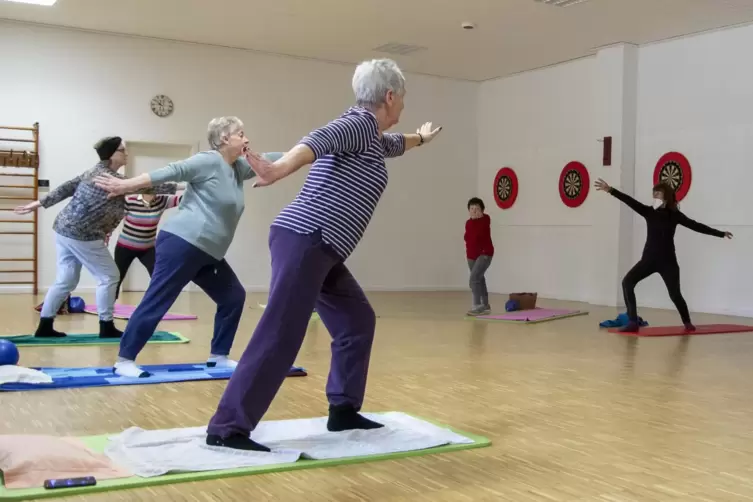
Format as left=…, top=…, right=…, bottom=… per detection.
left=105, top=412, right=474, bottom=477
left=0, top=365, right=53, bottom=385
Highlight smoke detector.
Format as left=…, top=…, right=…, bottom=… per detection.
left=461, top=22, right=476, bottom=30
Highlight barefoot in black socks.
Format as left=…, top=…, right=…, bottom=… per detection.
left=684, top=322, right=696, bottom=332
left=99, top=320, right=123, bottom=338
left=34, top=317, right=66, bottom=338
left=327, top=405, right=384, bottom=432
left=206, top=434, right=270, bottom=452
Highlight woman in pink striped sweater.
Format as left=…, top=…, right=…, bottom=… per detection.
left=111, top=191, right=182, bottom=300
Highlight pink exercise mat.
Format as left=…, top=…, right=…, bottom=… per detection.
left=84, top=304, right=197, bottom=321
left=475, top=308, right=587, bottom=323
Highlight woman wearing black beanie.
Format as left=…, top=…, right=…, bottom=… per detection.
left=14, top=136, right=176, bottom=338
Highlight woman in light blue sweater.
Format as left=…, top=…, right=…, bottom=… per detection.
left=94, top=116, right=282, bottom=378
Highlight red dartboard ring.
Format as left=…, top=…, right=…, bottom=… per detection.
left=653, top=152, right=692, bottom=202
left=558, top=161, right=590, bottom=208
left=493, top=167, right=518, bottom=209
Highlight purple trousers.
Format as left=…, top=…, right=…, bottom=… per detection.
left=206, top=226, right=377, bottom=438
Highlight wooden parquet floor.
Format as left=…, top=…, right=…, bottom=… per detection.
left=3, top=291, right=753, bottom=501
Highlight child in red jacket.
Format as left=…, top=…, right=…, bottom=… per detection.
left=464, top=198, right=494, bottom=315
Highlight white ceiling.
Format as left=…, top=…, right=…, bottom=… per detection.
left=2, top=0, right=753, bottom=81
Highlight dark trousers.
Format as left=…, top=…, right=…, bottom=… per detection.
left=118, top=231, right=246, bottom=360
left=207, top=226, right=376, bottom=438
left=113, top=244, right=156, bottom=300
left=622, top=258, right=691, bottom=324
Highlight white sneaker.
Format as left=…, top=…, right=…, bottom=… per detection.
left=207, top=355, right=238, bottom=369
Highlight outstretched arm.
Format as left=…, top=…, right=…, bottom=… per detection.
left=608, top=188, right=653, bottom=217
left=676, top=212, right=729, bottom=238
left=14, top=171, right=85, bottom=214
left=148, top=182, right=178, bottom=196
left=594, top=178, right=651, bottom=217
left=384, top=122, right=443, bottom=158
left=92, top=152, right=214, bottom=196
left=381, top=133, right=406, bottom=158
left=39, top=174, right=84, bottom=208
left=245, top=113, right=381, bottom=186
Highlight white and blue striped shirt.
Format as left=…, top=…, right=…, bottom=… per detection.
left=272, top=107, right=406, bottom=259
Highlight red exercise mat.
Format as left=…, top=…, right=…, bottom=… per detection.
left=609, top=324, right=753, bottom=337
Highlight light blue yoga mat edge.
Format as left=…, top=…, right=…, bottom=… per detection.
left=0, top=413, right=490, bottom=500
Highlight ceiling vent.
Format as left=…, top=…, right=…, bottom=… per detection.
left=534, top=0, right=591, bottom=6
left=372, top=43, right=427, bottom=56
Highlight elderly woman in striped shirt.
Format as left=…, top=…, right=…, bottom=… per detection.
left=206, top=58, right=442, bottom=451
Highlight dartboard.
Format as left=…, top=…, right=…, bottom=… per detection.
left=493, top=167, right=518, bottom=209
left=558, top=161, right=589, bottom=208
left=653, top=152, right=692, bottom=202
left=563, top=170, right=581, bottom=198
left=497, top=176, right=512, bottom=200
left=658, top=162, right=682, bottom=190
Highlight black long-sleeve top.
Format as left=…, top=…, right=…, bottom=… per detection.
left=609, top=188, right=725, bottom=262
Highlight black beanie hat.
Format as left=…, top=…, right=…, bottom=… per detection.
left=94, top=136, right=122, bottom=160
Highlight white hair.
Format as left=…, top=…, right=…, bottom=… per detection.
left=352, top=59, right=406, bottom=108
left=207, top=116, right=244, bottom=150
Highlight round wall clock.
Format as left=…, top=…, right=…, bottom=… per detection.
left=150, top=94, right=174, bottom=118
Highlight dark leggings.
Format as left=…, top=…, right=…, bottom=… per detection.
left=113, top=244, right=156, bottom=300
left=622, top=258, right=691, bottom=324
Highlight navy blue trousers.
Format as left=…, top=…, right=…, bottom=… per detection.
left=118, top=231, right=245, bottom=360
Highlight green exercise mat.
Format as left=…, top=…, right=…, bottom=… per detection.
left=0, top=331, right=188, bottom=347
left=0, top=415, right=489, bottom=500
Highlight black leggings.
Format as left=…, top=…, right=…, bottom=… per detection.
left=113, top=244, right=156, bottom=300
left=622, top=258, right=691, bottom=324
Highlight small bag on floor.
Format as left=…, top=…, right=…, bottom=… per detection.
left=508, top=292, right=537, bottom=311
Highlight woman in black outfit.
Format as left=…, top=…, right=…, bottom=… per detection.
left=595, top=178, right=733, bottom=333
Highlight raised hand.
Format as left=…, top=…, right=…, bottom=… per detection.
left=594, top=178, right=611, bottom=192
left=417, top=122, right=442, bottom=143
left=93, top=174, right=128, bottom=198
left=245, top=149, right=276, bottom=187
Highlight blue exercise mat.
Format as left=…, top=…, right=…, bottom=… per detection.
left=0, top=363, right=307, bottom=391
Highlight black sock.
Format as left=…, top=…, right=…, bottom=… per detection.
left=99, top=320, right=123, bottom=338
left=618, top=321, right=640, bottom=333
left=327, top=406, right=384, bottom=432
left=34, top=317, right=66, bottom=338
left=206, top=434, right=270, bottom=452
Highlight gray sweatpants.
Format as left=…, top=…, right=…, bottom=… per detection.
left=41, top=232, right=119, bottom=321
left=467, top=255, right=493, bottom=307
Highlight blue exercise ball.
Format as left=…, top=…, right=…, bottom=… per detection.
left=0, top=339, right=19, bottom=366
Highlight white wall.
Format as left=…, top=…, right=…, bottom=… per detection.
left=0, top=21, right=478, bottom=294
left=478, top=24, right=753, bottom=317
left=477, top=58, right=598, bottom=302
left=636, top=25, right=753, bottom=317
